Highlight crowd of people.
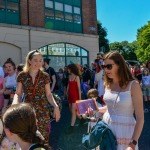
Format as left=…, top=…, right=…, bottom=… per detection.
left=0, top=50, right=149, bottom=150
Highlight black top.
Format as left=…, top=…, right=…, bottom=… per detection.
left=45, top=67, right=57, bottom=90
left=82, top=69, right=91, bottom=82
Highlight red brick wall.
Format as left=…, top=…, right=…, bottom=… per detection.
left=20, top=0, right=45, bottom=27
left=82, top=0, right=97, bottom=35
left=20, top=0, right=28, bottom=25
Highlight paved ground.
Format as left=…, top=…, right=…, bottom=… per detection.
left=49, top=100, right=150, bottom=150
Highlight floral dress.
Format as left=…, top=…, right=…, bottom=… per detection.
left=17, top=70, right=50, bottom=143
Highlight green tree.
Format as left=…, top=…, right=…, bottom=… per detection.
left=97, top=21, right=109, bottom=53
left=135, top=21, right=150, bottom=63
left=109, top=41, right=137, bottom=60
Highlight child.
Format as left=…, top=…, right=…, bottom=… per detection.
left=66, top=64, right=81, bottom=134
left=142, top=68, right=150, bottom=112
left=83, top=89, right=103, bottom=150
left=86, top=89, right=103, bottom=130
left=2, top=103, right=46, bottom=150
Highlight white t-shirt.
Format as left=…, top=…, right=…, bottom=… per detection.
left=142, top=75, right=150, bottom=85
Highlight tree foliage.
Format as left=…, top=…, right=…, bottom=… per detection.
left=97, top=21, right=109, bottom=53
left=135, top=21, right=150, bottom=63
left=109, top=41, right=137, bottom=60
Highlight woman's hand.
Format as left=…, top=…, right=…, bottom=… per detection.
left=53, top=106, right=60, bottom=122
left=126, top=143, right=135, bottom=150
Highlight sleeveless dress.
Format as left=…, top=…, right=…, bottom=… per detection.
left=103, top=81, right=138, bottom=150
left=68, top=77, right=79, bottom=104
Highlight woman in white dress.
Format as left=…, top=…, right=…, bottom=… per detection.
left=97, top=51, right=144, bottom=150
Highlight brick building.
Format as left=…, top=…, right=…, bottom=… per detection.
left=0, top=0, right=99, bottom=71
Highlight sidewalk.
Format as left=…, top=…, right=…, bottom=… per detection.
left=49, top=100, right=150, bottom=150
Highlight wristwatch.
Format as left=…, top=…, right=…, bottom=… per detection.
left=131, top=140, right=137, bottom=145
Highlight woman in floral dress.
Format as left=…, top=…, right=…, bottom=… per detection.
left=12, top=50, right=60, bottom=146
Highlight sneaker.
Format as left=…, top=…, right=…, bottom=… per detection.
left=65, top=126, right=74, bottom=134
left=144, top=108, right=149, bottom=113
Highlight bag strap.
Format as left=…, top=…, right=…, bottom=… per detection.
left=32, top=72, right=40, bottom=97
left=29, top=144, right=46, bottom=150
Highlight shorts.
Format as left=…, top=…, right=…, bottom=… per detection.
left=142, top=85, right=150, bottom=96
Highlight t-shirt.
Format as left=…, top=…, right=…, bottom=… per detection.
left=45, top=67, right=57, bottom=90
left=142, top=75, right=150, bottom=85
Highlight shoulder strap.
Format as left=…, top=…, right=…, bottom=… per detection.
left=29, top=144, right=46, bottom=150
left=32, top=73, right=40, bottom=97
left=129, top=80, right=135, bottom=91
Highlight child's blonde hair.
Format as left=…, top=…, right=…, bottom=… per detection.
left=87, top=88, right=98, bottom=98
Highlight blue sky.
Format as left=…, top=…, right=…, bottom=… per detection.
left=96, top=0, right=150, bottom=43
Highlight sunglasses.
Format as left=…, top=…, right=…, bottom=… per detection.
left=102, top=64, right=114, bottom=70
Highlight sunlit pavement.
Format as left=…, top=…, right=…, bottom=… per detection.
left=49, top=99, right=150, bottom=150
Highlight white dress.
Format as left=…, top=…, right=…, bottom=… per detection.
left=103, top=81, right=138, bottom=150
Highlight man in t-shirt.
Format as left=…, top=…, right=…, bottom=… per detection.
left=43, top=58, right=57, bottom=92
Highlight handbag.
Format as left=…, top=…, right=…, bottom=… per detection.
left=82, top=91, right=120, bottom=150
left=48, top=93, right=62, bottom=121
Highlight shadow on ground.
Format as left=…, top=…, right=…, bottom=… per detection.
left=49, top=100, right=150, bottom=150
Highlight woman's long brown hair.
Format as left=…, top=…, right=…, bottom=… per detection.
left=103, top=51, right=134, bottom=88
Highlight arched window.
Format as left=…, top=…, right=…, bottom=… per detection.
left=39, top=43, right=89, bottom=71
left=0, top=0, right=20, bottom=25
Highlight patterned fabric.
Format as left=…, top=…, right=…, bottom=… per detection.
left=17, top=70, right=50, bottom=143
left=0, top=137, right=20, bottom=150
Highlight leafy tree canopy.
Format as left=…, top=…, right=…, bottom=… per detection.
left=135, top=21, right=150, bottom=63
left=109, top=41, right=137, bottom=60
left=97, top=21, right=109, bottom=53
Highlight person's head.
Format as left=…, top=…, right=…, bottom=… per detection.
left=97, top=52, right=103, bottom=60
left=146, top=60, right=150, bottom=69
left=83, top=64, right=89, bottom=70
left=24, top=50, right=43, bottom=72
left=3, top=58, right=16, bottom=75
left=142, top=68, right=149, bottom=76
left=43, top=58, right=50, bottom=68
left=87, top=89, right=99, bottom=99
left=2, top=103, right=44, bottom=145
left=103, top=51, right=134, bottom=88
left=16, top=64, right=24, bottom=74
left=58, top=68, right=63, bottom=74
left=134, top=65, right=141, bottom=72
left=67, top=64, right=79, bottom=76
left=64, top=66, right=68, bottom=72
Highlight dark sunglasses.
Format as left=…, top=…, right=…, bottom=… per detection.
left=102, top=64, right=114, bottom=70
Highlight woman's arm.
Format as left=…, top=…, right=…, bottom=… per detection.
left=45, top=83, right=58, bottom=107
left=45, top=83, right=60, bottom=122
left=98, top=106, right=107, bottom=114
left=76, top=76, right=81, bottom=100
left=128, top=81, right=144, bottom=149
left=12, top=82, right=23, bottom=104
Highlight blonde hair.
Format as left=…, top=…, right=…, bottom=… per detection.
left=23, top=50, right=43, bottom=72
